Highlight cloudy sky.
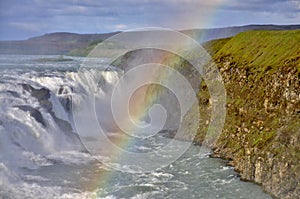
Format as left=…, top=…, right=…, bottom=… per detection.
left=0, top=0, right=299, bottom=40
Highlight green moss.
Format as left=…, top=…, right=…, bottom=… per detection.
left=68, top=44, right=97, bottom=57
left=251, top=131, right=277, bottom=148
left=184, top=29, right=300, bottom=197
left=202, top=37, right=232, bottom=56
left=214, top=30, right=300, bottom=69
left=88, top=39, right=103, bottom=46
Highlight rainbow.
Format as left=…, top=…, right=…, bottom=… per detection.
left=79, top=2, right=226, bottom=195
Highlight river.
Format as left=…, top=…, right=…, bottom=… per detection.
left=0, top=55, right=272, bottom=199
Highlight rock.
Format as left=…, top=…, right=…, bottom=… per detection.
left=15, top=105, right=47, bottom=127
left=20, top=83, right=75, bottom=134
left=254, top=157, right=263, bottom=184
left=20, top=83, right=52, bottom=111
left=192, top=34, right=300, bottom=198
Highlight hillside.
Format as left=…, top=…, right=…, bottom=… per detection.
left=68, top=25, right=300, bottom=57
left=193, top=30, right=300, bottom=198
left=213, top=30, right=300, bottom=69
left=1, top=24, right=300, bottom=55
left=0, top=32, right=119, bottom=55
left=183, top=24, right=300, bottom=42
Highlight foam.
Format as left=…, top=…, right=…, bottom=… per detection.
left=0, top=59, right=119, bottom=198
left=0, top=165, right=97, bottom=199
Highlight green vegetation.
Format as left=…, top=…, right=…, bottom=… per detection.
left=202, top=37, right=232, bottom=56
left=68, top=40, right=126, bottom=57
left=88, top=39, right=103, bottom=46
left=192, top=30, right=300, bottom=198
left=68, top=45, right=97, bottom=57
left=213, top=30, right=300, bottom=71
left=68, top=40, right=102, bottom=57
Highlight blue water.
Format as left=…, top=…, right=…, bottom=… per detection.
left=0, top=55, right=272, bottom=199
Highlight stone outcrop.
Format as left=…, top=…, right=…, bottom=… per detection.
left=194, top=30, right=300, bottom=198
left=111, top=29, right=300, bottom=198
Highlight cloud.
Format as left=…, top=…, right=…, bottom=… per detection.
left=222, top=0, right=300, bottom=14
left=1, top=0, right=299, bottom=19
left=9, top=22, right=42, bottom=32
left=1, top=0, right=298, bottom=22
left=62, top=5, right=89, bottom=15
left=0, top=0, right=300, bottom=40
left=113, top=24, right=128, bottom=30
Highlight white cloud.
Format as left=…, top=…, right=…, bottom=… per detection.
left=9, top=22, right=42, bottom=32
left=1, top=0, right=300, bottom=40
left=63, top=6, right=89, bottom=14
left=112, top=24, right=128, bottom=30
left=292, top=0, right=300, bottom=10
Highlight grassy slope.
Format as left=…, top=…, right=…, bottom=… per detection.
left=214, top=30, right=300, bottom=70
left=204, top=30, right=300, bottom=65
left=68, top=43, right=99, bottom=57
left=198, top=30, right=300, bottom=198
left=202, top=37, right=231, bottom=56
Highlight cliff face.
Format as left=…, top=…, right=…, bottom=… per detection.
left=109, top=30, right=299, bottom=198
left=197, top=30, right=300, bottom=198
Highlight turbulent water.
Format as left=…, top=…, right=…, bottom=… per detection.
left=0, top=55, right=272, bottom=199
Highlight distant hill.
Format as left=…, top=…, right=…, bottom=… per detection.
left=182, top=24, right=300, bottom=42
left=0, top=24, right=299, bottom=55
left=0, top=32, right=119, bottom=55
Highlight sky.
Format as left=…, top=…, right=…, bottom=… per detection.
left=0, top=0, right=299, bottom=40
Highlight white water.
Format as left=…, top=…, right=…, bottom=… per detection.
left=0, top=55, right=272, bottom=199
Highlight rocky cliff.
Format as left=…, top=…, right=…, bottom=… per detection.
left=197, top=30, right=300, bottom=198
left=109, top=29, right=299, bottom=198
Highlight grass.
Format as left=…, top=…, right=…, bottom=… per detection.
left=196, top=30, right=300, bottom=178
left=202, top=37, right=232, bottom=56
left=213, top=30, right=300, bottom=70
left=68, top=44, right=97, bottom=57
left=251, top=130, right=277, bottom=148
left=68, top=40, right=103, bottom=57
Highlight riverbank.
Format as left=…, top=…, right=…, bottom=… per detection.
left=194, top=30, right=300, bottom=198
left=96, top=29, right=299, bottom=198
